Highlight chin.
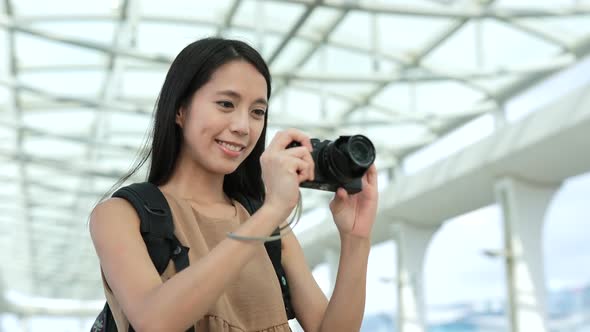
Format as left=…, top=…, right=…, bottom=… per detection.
left=214, top=162, right=242, bottom=175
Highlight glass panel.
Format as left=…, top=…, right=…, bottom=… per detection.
left=15, top=33, right=108, bottom=67
left=273, top=86, right=322, bottom=122
left=0, top=179, right=19, bottom=196
left=518, top=17, right=590, bottom=45
left=270, top=37, right=314, bottom=72
left=304, top=44, right=376, bottom=74
left=23, top=136, right=88, bottom=159
left=120, top=69, right=166, bottom=100
left=136, top=22, right=216, bottom=57
left=31, top=21, right=116, bottom=44
left=376, top=15, right=456, bottom=57
left=19, top=70, right=105, bottom=97
left=233, top=0, right=306, bottom=34
left=107, top=111, right=151, bottom=135
left=415, top=80, right=488, bottom=114
left=481, top=19, right=562, bottom=68
left=493, top=0, right=576, bottom=9
left=13, top=0, right=115, bottom=16
left=28, top=175, right=81, bottom=195
left=298, top=6, right=342, bottom=40
left=343, top=122, right=432, bottom=149
left=141, top=0, right=234, bottom=22
left=22, top=108, right=96, bottom=135
left=330, top=10, right=372, bottom=50
left=104, top=132, right=147, bottom=152
left=319, top=82, right=377, bottom=104
left=346, top=108, right=400, bottom=123
left=0, top=126, right=16, bottom=151
left=472, top=74, right=523, bottom=95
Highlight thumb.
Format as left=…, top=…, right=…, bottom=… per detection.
left=330, top=187, right=348, bottom=211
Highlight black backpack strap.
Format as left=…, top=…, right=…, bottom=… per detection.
left=234, top=194, right=296, bottom=320
left=90, top=302, right=116, bottom=332
left=109, top=182, right=194, bottom=332
left=113, top=182, right=190, bottom=274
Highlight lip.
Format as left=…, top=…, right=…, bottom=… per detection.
left=215, top=139, right=246, bottom=149
left=215, top=139, right=246, bottom=157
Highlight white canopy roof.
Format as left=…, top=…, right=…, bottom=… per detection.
left=0, top=0, right=589, bottom=303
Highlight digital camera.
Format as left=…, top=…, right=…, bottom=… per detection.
left=287, top=135, right=376, bottom=194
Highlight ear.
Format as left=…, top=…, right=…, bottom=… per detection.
left=175, top=107, right=186, bottom=128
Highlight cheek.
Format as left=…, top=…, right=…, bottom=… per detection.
left=251, top=120, right=265, bottom=140
left=182, top=122, right=211, bottom=157
left=184, top=112, right=219, bottom=141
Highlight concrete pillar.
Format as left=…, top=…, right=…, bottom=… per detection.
left=393, top=222, right=439, bottom=332
left=495, top=177, right=560, bottom=332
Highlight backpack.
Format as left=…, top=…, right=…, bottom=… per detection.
left=91, top=182, right=295, bottom=332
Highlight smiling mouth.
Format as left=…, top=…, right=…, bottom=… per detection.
left=215, top=140, right=245, bottom=152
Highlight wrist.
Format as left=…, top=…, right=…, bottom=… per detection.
left=259, top=201, right=293, bottom=227
left=339, top=231, right=372, bottom=248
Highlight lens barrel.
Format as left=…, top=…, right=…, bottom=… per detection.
left=320, top=135, right=375, bottom=184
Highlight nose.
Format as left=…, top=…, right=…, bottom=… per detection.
left=229, top=108, right=249, bottom=136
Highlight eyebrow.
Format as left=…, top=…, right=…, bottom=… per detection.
left=217, top=90, right=268, bottom=107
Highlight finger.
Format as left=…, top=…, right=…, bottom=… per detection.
left=336, top=187, right=348, bottom=200
left=283, top=128, right=313, bottom=151
left=284, top=147, right=315, bottom=181
left=268, top=129, right=312, bottom=152
left=284, top=146, right=311, bottom=159
left=367, top=164, right=378, bottom=186
left=330, top=187, right=348, bottom=210
left=298, top=170, right=310, bottom=183
left=285, top=156, right=311, bottom=182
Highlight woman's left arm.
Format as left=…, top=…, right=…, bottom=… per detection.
left=281, top=165, right=378, bottom=332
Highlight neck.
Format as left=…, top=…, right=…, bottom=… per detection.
left=159, top=149, right=228, bottom=204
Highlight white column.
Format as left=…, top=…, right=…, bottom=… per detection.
left=495, top=177, right=560, bottom=332
left=393, top=222, right=439, bottom=332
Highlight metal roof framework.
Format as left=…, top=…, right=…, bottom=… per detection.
left=0, top=0, right=589, bottom=312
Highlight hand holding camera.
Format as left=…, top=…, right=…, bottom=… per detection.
left=262, top=130, right=378, bottom=238
left=287, top=135, right=376, bottom=194
left=260, top=129, right=315, bottom=214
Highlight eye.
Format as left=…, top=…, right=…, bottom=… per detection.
left=216, top=101, right=234, bottom=109
left=252, top=108, right=266, bottom=118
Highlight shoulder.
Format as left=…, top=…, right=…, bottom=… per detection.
left=89, top=197, right=141, bottom=240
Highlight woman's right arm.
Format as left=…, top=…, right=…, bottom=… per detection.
left=91, top=128, right=314, bottom=332
left=90, top=197, right=289, bottom=332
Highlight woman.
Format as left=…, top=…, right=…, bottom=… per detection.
left=90, top=37, right=378, bottom=332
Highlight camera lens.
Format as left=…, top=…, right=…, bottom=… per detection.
left=319, top=135, right=375, bottom=184
left=348, top=135, right=375, bottom=168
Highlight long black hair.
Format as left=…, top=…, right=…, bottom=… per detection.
left=109, top=38, right=271, bottom=202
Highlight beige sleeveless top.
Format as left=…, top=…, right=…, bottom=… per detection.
left=101, top=192, right=292, bottom=332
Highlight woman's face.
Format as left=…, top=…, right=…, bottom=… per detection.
left=176, top=60, right=268, bottom=175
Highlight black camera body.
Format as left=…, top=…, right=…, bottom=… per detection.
left=287, top=135, right=375, bottom=194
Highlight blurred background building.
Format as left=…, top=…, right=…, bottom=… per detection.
left=0, top=0, right=589, bottom=331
